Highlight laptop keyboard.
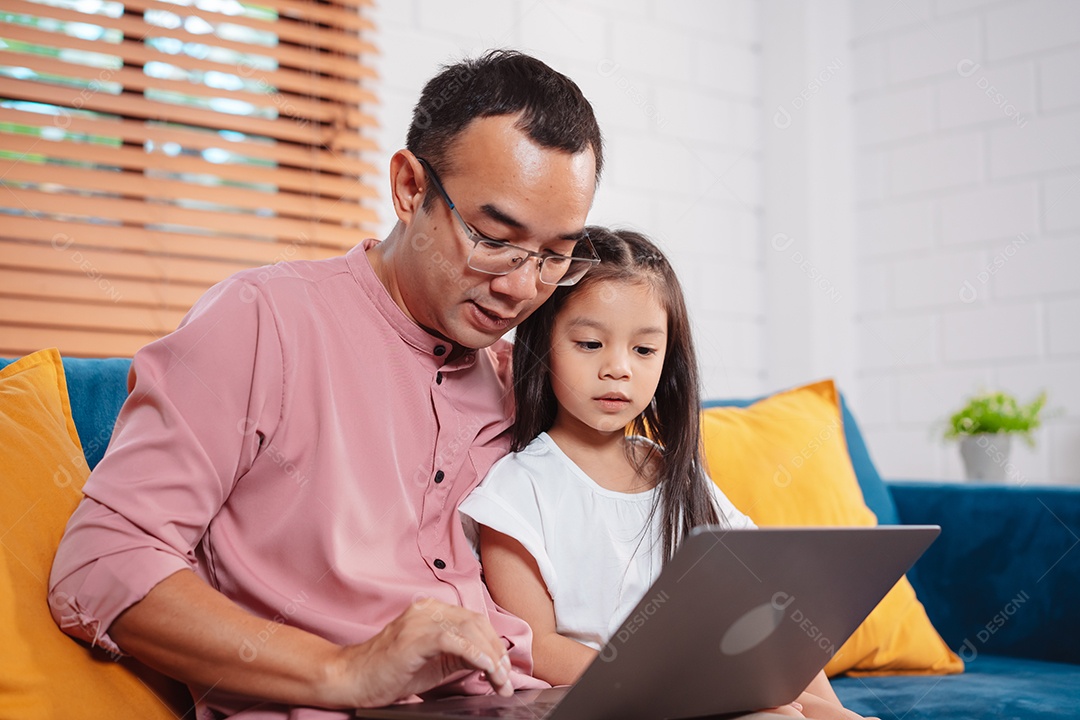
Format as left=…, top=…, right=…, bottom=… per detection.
left=443, top=700, right=558, bottom=718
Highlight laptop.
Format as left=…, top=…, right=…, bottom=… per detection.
left=356, top=525, right=940, bottom=720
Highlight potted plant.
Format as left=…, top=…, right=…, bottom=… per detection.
left=944, top=390, right=1048, bottom=482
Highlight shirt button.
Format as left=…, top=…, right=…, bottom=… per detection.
left=436, top=372, right=443, bottom=385
left=434, top=345, right=446, bottom=357
left=434, top=470, right=445, bottom=484
left=433, top=559, right=446, bottom=570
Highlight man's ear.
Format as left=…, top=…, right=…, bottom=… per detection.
left=389, top=150, right=425, bottom=224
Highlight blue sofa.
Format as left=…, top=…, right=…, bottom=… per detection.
left=8, top=356, right=1079, bottom=719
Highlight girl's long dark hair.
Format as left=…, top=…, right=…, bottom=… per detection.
left=511, top=227, right=720, bottom=562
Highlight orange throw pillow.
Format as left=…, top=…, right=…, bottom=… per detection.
left=0, top=349, right=192, bottom=719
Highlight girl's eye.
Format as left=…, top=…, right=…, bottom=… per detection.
left=634, top=346, right=657, bottom=357
left=577, top=341, right=601, bottom=350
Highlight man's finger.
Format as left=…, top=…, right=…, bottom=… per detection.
left=409, top=600, right=514, bottom=696
left=432, top=620, right=512, bottom=696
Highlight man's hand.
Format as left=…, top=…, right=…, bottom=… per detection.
left=110, top=571, right=514, bottom=711
left=332, top=597, right=514, bottom=708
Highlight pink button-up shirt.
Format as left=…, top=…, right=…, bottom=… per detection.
left=49, top=240, right=544, bottom=719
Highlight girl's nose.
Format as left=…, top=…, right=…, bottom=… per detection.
left=601, top=350, right=631, bottom=380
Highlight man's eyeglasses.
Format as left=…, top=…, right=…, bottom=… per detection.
left=415, top=157, right=599, bottom=287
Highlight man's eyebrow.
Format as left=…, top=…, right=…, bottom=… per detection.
left=479, top=203, right=586, bottom=242
left=479, top=204, right=525, bottom=230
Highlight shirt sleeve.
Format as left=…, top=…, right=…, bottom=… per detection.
left=48, top=276, right=284, bottom=653
left=458, top=456, right=560, bottom=599
left=708, top=480, right=757, bottom=530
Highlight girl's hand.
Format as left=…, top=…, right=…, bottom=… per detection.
left=758, top=701, right=808, bottom=717
left=793, top=691, right=881, bottom=720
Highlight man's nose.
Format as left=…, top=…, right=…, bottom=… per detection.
left=488, top=258, right=542, bottom=303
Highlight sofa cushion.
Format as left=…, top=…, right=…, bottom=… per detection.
left=0, top=349, right=191, bottom=719
left=701, top=379, right=962, bottom=677
left=834, top=655, right=1080, bottom=719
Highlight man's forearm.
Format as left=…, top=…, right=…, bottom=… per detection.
left=110, top=569, right=348, bottom=708
left=110, top=570, right=517, bottom=709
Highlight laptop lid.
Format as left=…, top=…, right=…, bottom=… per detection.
left=356, top=525, right=940, bottom=720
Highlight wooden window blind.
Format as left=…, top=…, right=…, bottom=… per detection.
left=0, top=0, right=380, bottom=358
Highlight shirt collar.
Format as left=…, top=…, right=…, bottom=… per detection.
left=346, top=240, right=478, bottom=370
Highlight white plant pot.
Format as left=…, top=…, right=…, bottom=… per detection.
left=959, top=434, right=1012, bottom=482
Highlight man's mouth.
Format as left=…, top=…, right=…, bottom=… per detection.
left=468, top=301, right=514, bottom=331
left=474, top=303, right=511, bottom=321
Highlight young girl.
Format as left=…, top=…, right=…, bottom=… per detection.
left=460, top=228, right=865, bottom=720
left=460, top=226, right=747, bottom=679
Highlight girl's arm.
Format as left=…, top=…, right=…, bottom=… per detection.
left=478, top=525, right=597, bottom=686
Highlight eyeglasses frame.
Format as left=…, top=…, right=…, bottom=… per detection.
left=414, top=156, right=600, bottom=287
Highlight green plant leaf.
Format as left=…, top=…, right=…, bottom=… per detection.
left=943, top=390, right=1048, bottom=447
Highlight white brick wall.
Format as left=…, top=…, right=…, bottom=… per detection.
left=851, top=0, right=1080, bottom=485
left=369, top=1, right=1078, bottom=485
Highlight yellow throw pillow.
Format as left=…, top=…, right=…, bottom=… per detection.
left=0, top=349, right=192, bottom=719
left=702, top=379, right=963, bottom=677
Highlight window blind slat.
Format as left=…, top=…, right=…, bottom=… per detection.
left=0, top=216, right=346, bottom=267
left=0, top=266, right=203, bottom=310
left=1, top=3, right=377, bottom=80
left=0, top=107, right=379, bottom=179
left=0, top=295, right=186, bottom=335
left=0, top=50, right=377, bottom=127
left=122, top=0, right=378, bottom=56
left=0, top=24, right=376, bottom=104
left=5, top=187, right=370, bottom=247
left=0, top=161, right=373, bottom=225
left=0, top=238, right=310, bottom=292
left=0, top=324, right=158, bottom=358
left=0, top=132, right=376, bottom=205
left=263, top=0, right=375, bottom=31
left=0, top=77, right=379, bottom=146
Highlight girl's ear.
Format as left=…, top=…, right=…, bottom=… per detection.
left=389, top=150, right=425, bottom=225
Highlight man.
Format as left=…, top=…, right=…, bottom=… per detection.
left=49, top=50, right=602, bottom=718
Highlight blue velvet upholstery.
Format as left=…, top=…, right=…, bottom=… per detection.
left=888, top=481, right=1080, bottom=665
left=833, top=655, right=1079, bottom=720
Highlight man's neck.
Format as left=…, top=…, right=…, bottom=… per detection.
left=365, top=232, right=468, bottom=362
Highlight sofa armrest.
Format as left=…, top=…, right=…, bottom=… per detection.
left=887, top=480, right=1080, bottom=665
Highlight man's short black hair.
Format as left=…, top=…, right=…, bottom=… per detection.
left=406, top=49, right=603, bottom=201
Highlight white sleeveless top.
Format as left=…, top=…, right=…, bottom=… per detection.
left=459, top=433, right=754, bottom=649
